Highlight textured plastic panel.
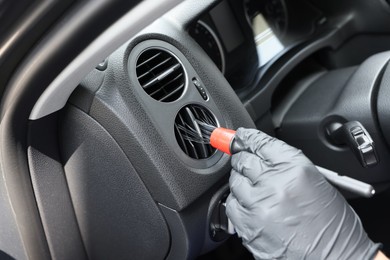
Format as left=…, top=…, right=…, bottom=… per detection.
left=318, top=35, right=390, bottom=68
left=77, top=18, right=255, bottom=211
left=59, top=105, right=170, bottom=260
left=0, top=168, right=27, bottom=260
left=28, top=114, right=87, bottom=260
left=279, top=52, right=390, bottom=190
left=159, top=185, right=228, bottom=260
left=68, top=68, right=106, bottom=114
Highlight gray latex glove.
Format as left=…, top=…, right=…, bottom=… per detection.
left=226, top=128, right=380, bottom=260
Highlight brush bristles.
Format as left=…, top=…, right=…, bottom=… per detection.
left=177, top=120, right=217, bottom=144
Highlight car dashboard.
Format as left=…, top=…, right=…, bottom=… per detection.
left=2, top=0, right=390, bottom=259
left=54, top=0, right=390, bottom=258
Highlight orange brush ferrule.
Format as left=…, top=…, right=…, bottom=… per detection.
left=209, top=127, right=237, bottom=155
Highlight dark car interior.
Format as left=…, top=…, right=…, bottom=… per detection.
left=2, top=0, right=390, bottom=259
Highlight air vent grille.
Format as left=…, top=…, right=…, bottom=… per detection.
left=136, top=48, right=185, bottom=102
left=174, top=105, right=218, bottom=159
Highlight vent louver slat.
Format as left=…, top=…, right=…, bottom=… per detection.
left=136, top=48, right=185, bottom=102
left=174, top=105, right=218, bottom=159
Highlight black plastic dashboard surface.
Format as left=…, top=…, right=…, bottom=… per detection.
left=19, top=0, right=390, bottom=259
left=66, top=14, right=255, bottom=211
left=59, top=5, right=256, bottom=258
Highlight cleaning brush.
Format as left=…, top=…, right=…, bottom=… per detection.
left=178, top=120, right=243, bottom=155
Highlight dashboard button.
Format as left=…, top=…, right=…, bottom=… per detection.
left=192, top=78, right=208, bottom=100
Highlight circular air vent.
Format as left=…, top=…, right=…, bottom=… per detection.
left=136, top=48, right=185, bottom=102
left=174, top=105, right=218, bottom=159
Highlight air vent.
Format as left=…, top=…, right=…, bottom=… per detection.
left=136, top=48, right=185, bottom=102
left=174, top=105, right=218, bottom=159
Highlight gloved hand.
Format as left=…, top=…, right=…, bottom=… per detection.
left=226, top=128, right=380, bottom=260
